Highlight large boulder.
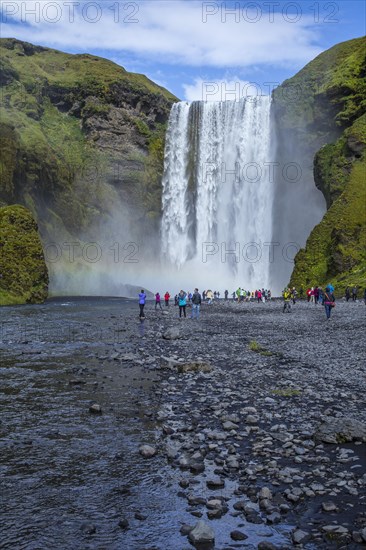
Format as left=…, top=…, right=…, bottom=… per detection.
left=188, top=520, right=215, bottom=545
left=162, top=327, right=182, bottom=340
left=314, top=417, right=366, bottom=443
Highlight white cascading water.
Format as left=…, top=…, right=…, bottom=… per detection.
left=161, top=97, right=273, bottom=289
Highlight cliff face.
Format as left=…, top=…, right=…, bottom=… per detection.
left=0, top=38, right=178, bottom=249
left=0, top=205, right=48, bottom=305
left=272, top=37, right=366, bottom=292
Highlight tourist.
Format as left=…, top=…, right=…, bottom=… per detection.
left=257, top=289, right=262, bottom=303
left=345, top=286, right=350, bottom=302
left=268, top=289, right=272, bottom=301
left=314, top=286, right=319, bottom=304
left=283, top=288, right=291, bottom=312
left=202, top=290, right=206, bottom=301
left=155, top=292, right=162, bottom=310
left=178, top=290, right=187, bottom=318
left=318, top=287, right=324, bottom=305
left=352, top=286, right=358, bottom=301
left=224, top=290, right=228, bottom=300
left=323, top=286, right=336, bottom=320
left=291, top=287, right=297, bottom=304
left=236, top=287, right=241, bottom=302
left=310, top=287, right=315, bottom=303
left=206, top=289, right=213, bottom=304
left=191, top=288, right=202, bottom=319
left=164, top=291, right=170, bottom=306
left=138, top=289, right=146, bottom=319
left=174, top=294, right=178, bottom=306
left=232, top=291, right=236, bottom=300
left=306, top=288, right=311, bottom=302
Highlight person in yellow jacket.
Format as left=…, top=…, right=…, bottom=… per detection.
left=283, top=288, right=291, bottom=313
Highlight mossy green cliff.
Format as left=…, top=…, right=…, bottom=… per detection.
left=0, top=205, right=48, bottom=305
left=0, top=37, right=178, bottom=248
left=273, top=37, right=366, bottom=292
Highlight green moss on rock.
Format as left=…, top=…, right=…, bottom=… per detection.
left=274, top=37, right=366, bottom=291
left=0, top=205, right=48, bottom=305
left=290, top=152, right=366, bottom=292
left=0, top=37, right=178, bottom=249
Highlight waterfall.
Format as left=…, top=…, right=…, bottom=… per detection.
left=161, top=96, right=273, bottom=289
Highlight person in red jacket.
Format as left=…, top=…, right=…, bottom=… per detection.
left=164, top=291, right=170, bottom=307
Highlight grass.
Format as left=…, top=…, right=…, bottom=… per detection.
left=0, top=38, right=177, bottom=101
left=0, top=37, right=178, bottom=245
left=248, top=340, right=275, bottom=356
left=271, top=388, right=301, bottom=397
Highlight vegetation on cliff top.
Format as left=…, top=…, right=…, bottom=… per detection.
left=0, top=205, right=48, bottom=305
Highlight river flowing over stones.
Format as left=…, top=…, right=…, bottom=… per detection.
left=1, top=298, right=366, bottom=549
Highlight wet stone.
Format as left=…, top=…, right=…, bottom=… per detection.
left=206, top=477, right=225, bottom=490
left=190, top=461, right=205, bottom=474
left=266, top=512, right=281, bottom=524
left=257, top=542, right=277, bottom=550
left=80, top=523, right=96, bottom=535
left=230, top=529, right=248, bottom=540
left=118, top=518, right=129, bottom=529
left=292, top=528, right=310, bottom=544
left=135, top=512, right=147, bottom=520
left=322, top=501, right=338, bottom=512
left=139, top=444, right=157, bottom=458
left=180, top=523, right=193, bottom=535
left=188, top=520, right=215, bottom=544
left=89, top=403, right=102, bottom=414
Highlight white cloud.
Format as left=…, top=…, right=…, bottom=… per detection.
left=0, top=0, right=323, bottom=68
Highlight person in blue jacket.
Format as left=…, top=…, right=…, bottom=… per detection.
left=178, top=290, right=187, bottom=318
left=323, top=286, right=335, bottom=320
left=138, top=289, right=146, bottom=319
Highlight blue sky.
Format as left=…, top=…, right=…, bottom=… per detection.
left=1, top=0, right=365, bottom=99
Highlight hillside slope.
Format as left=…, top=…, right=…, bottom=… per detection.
left=0, top=38, right=177, bottom=245
left=272, top=36, right=366, bottom=292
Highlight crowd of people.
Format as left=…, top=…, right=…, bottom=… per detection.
left=282, top=284, right=336, bottom=318
left=282, top=284, right=366, bottom=319
left=137, top=284, right=365, bottom=321
left=234, top=288, right=272, bottom=302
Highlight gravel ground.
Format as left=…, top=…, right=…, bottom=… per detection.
left=136, top=298, right=366, bottom=549
left=1, top=297, right=365, bottom=549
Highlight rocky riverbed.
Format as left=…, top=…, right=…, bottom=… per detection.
left=0, top=297, right=365, bottom=549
